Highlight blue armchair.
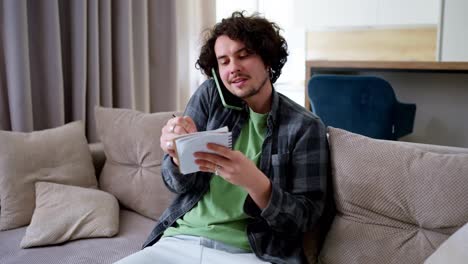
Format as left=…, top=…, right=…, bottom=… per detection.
left=308, top=74, right=416, bottom=140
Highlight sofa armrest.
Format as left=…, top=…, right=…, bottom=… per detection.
left=89, top=142, right=106, bottom=179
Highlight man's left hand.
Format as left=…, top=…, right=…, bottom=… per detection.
left=194, top=143, right=272, bottom=209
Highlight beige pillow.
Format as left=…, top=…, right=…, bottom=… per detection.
left=0, top=121, right=97, bottom=230
left=95, top=106, right=176, bottom=220
left=424, top=222, right=468, bottom=264
left=21, top=182, right=119, bottom=248
left=319, top=127, right=468, bottom=264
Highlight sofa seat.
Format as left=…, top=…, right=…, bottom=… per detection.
left=0, top=209, right=155, bottom=264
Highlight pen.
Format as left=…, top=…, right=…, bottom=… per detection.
left=170, top=114, right=177, bottom=133
left=173, top=108, right=187, bottom=118
left=170, top=112, right=185, bottom=132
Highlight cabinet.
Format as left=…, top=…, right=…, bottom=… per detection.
left=376, top=0, right=439, bottom=26
left=440, top=0, right=468, bottom=61
left=295, top=0, right=439, bottom=29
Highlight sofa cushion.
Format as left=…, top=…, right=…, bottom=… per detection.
left=95, top=106, right=177, bottom=220
left=0, top=209, right=154, bottom=264
left=20, top=182, right=119, bottom=248
left=319, top=127, right=468, bottom=264
left=0, top=121, right=97, bottom=230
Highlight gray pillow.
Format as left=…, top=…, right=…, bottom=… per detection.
left=21, top=182, right=119, bottom=248
left=95, top=106, right=176, bottom=220
left=320, top=127, right=468, bottom=264
left=0, top=121, right=97, bottom=230
left=424, top=222, right=468, bottom=264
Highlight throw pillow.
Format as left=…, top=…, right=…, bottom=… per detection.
left=95, top=106, right=177, bottom=220
left=424, top=222, right=468, bottom=264
left=319, top=127, right=468, bottom=264
left=0, top=121, right=97, bottom=230
left=21, top=182, right=119, bottom=248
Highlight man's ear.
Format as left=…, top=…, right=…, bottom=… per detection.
left=267, top=67, right=273, bottom=79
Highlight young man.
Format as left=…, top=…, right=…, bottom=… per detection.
left=117, top=11, right=328, bottom=264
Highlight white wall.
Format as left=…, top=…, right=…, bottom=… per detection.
left=216, top=0, right=257, bottom=21
left=439, top=0, right=468, bottom=61
left=294, top=0, right=439, bottom=30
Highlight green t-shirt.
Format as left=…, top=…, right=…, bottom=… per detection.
left=163, top=109, right=268, bottom=251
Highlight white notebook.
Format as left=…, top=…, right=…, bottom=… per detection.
left=173, top=126, right=232, bottom=174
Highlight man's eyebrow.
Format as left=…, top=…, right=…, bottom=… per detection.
left=216, top=47, right=249, bottom=60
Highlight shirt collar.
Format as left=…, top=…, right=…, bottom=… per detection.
left=267, top=87, right=279, bottom=127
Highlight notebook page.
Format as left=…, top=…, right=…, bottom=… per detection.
left=173, top=126, right=228, bottom=143
left=175, top=129, right=232, bottom=174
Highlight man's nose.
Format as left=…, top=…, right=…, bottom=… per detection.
left=229, top=60, right=241, bottom=74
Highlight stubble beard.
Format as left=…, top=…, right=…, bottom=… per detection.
left=238, top=74, right=269, bottom=100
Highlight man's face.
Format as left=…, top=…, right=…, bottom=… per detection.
left=214, top=35, right=270, bottom=100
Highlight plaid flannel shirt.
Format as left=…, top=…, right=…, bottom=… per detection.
left=143, top=79, right=328, bottom=264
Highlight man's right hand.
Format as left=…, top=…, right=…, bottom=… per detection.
left=160, top=116, right=197, bottom=166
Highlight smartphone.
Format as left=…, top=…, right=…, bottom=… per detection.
left=211, top=68, right=243, bottom=111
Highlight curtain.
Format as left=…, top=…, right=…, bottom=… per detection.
left=0, top=0, right=215, bottom=142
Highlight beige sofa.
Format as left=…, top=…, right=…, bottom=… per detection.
left=0, top=143, right=159, bottom=264
left=0, top=107, right=176, bottom=264
left=1, top=108, right=467, bottom=264
left=307, top=128, right=468, bottom=264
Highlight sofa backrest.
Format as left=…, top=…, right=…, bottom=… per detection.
left=89, top=143, right=106, bottom=179
left=314, top=127, right=468, bottom=264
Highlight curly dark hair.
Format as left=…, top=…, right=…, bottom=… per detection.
left=196, top=11, right=288, bottom=84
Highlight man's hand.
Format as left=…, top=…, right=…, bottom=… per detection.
left=160, top=116, right=197, bottom=166
left=194, top=143, right=272, bottom=209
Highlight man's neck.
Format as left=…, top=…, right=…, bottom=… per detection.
left=245, top=82, right=273, bottom=114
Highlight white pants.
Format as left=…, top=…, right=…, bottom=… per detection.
left=114, top=235, right=270, bottom=264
